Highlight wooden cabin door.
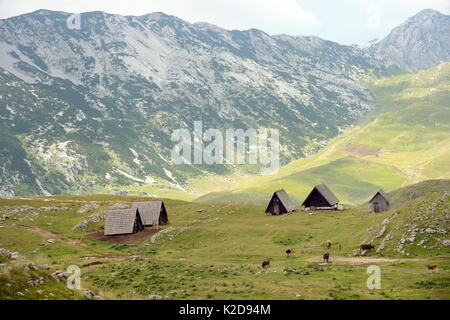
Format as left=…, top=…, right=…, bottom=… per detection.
left=374, top=202, right=379, bottom=213
left=274, top=198, right=279, bottom=215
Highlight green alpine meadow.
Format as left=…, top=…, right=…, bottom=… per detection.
left=0, top=4, right=448, bottom=303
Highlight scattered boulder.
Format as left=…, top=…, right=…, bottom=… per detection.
left=25, top=277, right=45, bottom=287
left=77, top=203, right=100, bottom=214
left=1, top=206, right=40, bottom=221
left=151, top=227, right=175, bottom=243
left=374, top=225, right=386, bottom=239
left=24, top=262, right=38, bottom=271
left=425, top=227, right=447, bottom=234
left=376, top=231, right=392, bottom=253
left=0, top=248, right=23, bottom=260
left=108, top=203, right=129, bottom=210
left=149, top=294, right=162, bottom=300
left=39, top=206, right=70, bottom=212
left=50, top=270, right=68, bottom=282
left=72, top=211, right=106, bottom=231
left=83, top=290, right=94, bottom=300
left=83, top=289, right=103, bottom=300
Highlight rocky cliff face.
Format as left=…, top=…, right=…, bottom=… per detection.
left=0, top=9, right=448, bottom=196
left=367, top=9, right=450, bottom=72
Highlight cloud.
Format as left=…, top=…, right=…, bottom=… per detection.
left=366, top=4, right=382, bottom=30
left=390, top=0, right=450, bottom=14
left=217, top=0, right=321, bottom=32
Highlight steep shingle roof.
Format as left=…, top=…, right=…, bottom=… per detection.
left=104, top=208, right=140, bottom=236
left=132, top=201, right=163, bottom=225
left=274, top=189, right=296, bottom=212
left=369, top=189, right=391, bottom=204
left=302, top=184, right=340, bottom=206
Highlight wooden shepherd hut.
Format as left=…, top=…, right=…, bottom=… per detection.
left=369, top=189, right=391, bottom=213
left=104, top=208, right=144, bottom=236
left=302, top=184, right=340, bottom=210
left=132, top=201, right=169, bottom=227
left=265, top=189, right=296, bottom=215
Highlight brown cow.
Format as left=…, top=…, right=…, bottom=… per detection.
left=262, top=260, right=270, bottom=268
left=326, top=240, right=331, bottom=249
left=323, top=252, right=329, bottom=264
left=428, top=264, right=438, bottom=273
left=360, top=244, right=374, bottom=251
left=286, top=248, right=292, bottom=257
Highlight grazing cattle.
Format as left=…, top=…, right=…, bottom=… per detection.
left=326, top=240, right=331, bottom=249
left=360, top=244, right=374, bottom=251
left=323, top=252, right=329, bottom=264
left=262, top=260, right=270, bottom=268
left=428, top=264, right=438, bottom=273
left=286, top=248, right=292, bottom=256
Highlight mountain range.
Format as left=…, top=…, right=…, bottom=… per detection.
left=196, top=62, right=450, bottom=205
left=0, top=8, right=448, bottom=197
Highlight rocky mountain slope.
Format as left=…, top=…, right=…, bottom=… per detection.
left=367, top=9, right=450, bottom=72
left=362, top=188, right=449, bottom=257
left=0, top=9, right=448, bottom=197
left=196, top=63, right=450, bottom=205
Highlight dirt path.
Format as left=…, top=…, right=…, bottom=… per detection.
left=308, top=255, right=425, bottom=264
left=13, top=223, right=156, bottom=262
left=13, top=224, right=113, bottom=256
left=14, top=223, right=85, bottom=247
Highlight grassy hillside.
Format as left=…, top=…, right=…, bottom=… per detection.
left=0, top=180, right=448, bottom=300
left=194, top=63, right=450, bottom=205
left=362, top=190, right=449, bottom=257
left=386, top=179, right=450, bottom=209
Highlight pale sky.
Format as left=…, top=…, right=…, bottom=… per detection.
left=0, top=0, right=449, bottom=45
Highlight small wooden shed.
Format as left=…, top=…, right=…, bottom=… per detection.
left=104, top=208, right=144, bottom=236
left=302, top=184, right=340, bottom=210
left=369, top=189, right=391, bottom=213
left=265, top=189, right=296, bottom=215
left=132, top=201, right=169, bottom=227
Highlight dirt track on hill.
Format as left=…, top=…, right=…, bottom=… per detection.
left=12, top=223, right=153, bottom=260
left=13, top=224, right=112, bottom=256
left=307, top=255, right=425, bottom=264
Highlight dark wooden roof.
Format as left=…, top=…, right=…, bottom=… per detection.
left=273, top=189, right=296, bottom=212
left=132, top=201, right=164, bottom=225
left=302, top=184, right=340, bottom=206
left=369, top=189, right=391, bottom=204
left=104, top=208, right=140, bottom=235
